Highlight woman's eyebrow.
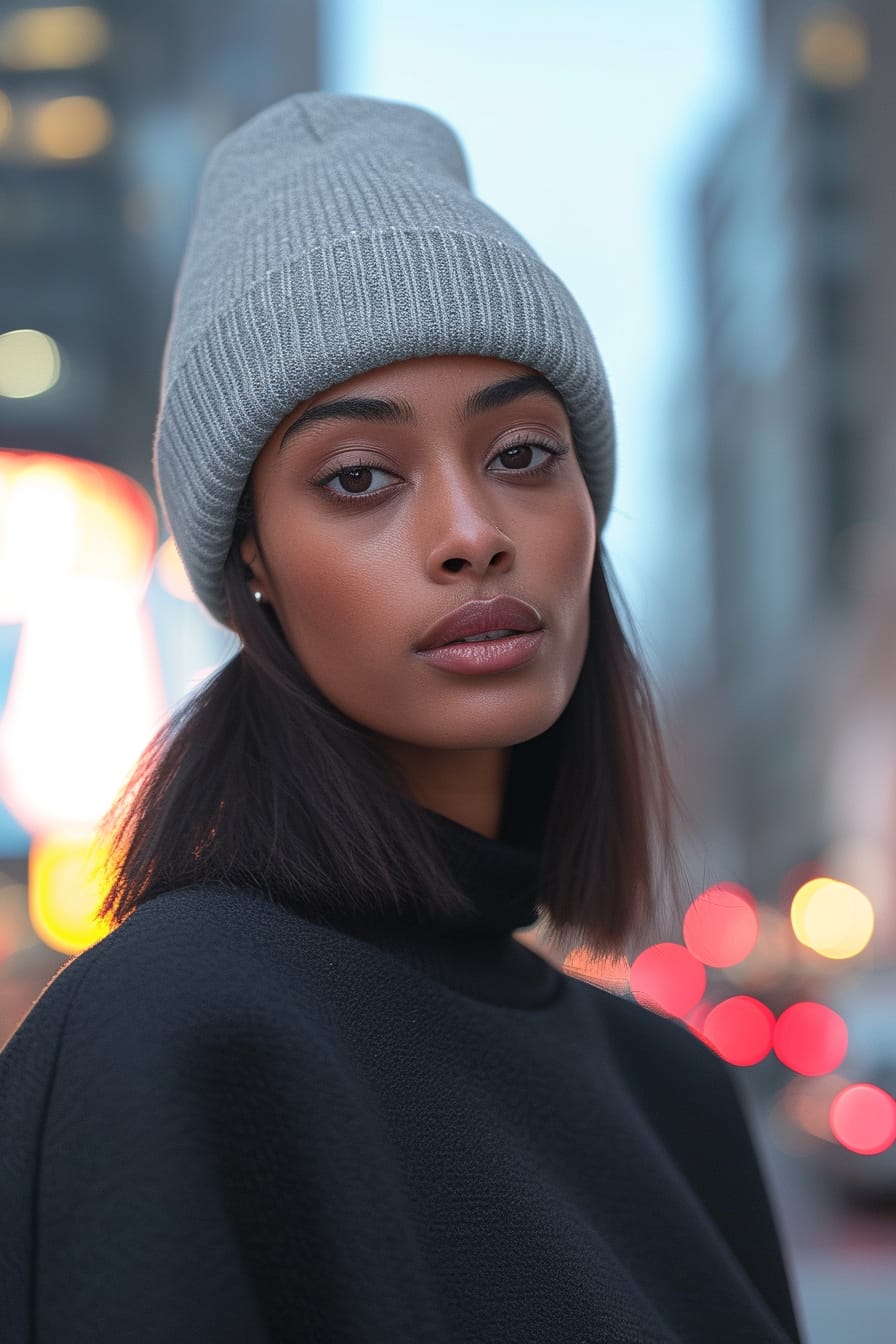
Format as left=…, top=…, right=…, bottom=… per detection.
left=278, top=373, right=565, bottom=454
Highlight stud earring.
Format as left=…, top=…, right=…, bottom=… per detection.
left=253, top=591, right=263, bottom=604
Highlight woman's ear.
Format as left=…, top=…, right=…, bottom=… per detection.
left=239, top=533, right=271, bottom=601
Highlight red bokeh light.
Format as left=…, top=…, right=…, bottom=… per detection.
left=682, top=883, right=759, bottom=967
left=773, top=1001, right=848, bottom=1076
left=829, top=1084, right=896, bottom=1155
left=700, top=996, right=775, bottom=1066
left=629, top=943, right=706, bottom=1019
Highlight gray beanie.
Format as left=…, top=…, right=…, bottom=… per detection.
left=153, top=91, right=616, bottom=626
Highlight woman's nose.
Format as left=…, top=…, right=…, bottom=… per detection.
left=421, top=476, right=517, bottom=580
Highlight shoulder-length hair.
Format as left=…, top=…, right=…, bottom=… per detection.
left=95, top=477, right=685, bottom=964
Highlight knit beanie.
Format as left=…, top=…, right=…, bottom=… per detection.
left=152, top=91, right=616, bottom=626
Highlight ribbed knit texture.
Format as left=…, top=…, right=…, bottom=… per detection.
left=152, top=92, right=616, bottom=625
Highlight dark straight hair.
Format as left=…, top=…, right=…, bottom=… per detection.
left=95, top=480, right=686, bottom=963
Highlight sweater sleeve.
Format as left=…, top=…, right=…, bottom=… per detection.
left=679, top=1045, right=805, bottom=1344
left=600, top=994, right=805, bottom=1344
left=0, top=937, right=273, bottom=1344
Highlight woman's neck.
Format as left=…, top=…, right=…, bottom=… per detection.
left=371, top=740, right=511, bottom=839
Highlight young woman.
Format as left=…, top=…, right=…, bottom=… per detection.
left=0, top=92, right=804, bottom=1343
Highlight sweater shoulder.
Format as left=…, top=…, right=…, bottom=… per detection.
left=588, top=981, right=726, bottom=1082
left=0, top=884, right=331, bottom=1067
left=32, top=882, right=291, bottom=984
left=579, top=981, right=750, bottom=1141
left=580, top=989, right=802, bottom=1343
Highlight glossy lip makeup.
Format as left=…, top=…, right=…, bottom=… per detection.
left=413, top=594, right=545, bottom=677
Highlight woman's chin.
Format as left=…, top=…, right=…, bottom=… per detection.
left=368, top=712, right=565, bottom=754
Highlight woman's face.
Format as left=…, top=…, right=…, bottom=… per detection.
left=240, top=354, right=596, bottom=763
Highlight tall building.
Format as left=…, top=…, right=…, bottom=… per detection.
left=0, top=1, right=321, bottom=858
left=0, top=0, right=321, bottom=493
left=663, top=0, right=896, bottom=949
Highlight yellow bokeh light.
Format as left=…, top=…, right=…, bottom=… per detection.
left=25, top=94, right=112, bottom=160
left=0, top=6, right=109, bottom=71
left=28, top=829, right=115, bottom=953
left=790, top=877, right=829, bottom=929
left=155, top=536, right=197, bottom=602
left=791, top=877, right=874, bottom=959
left=0, top=328, right=60, bottom=398
left=797, top=9, right=869, bottom=89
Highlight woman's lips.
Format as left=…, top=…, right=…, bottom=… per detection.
left=415, top=595, right=542, bottom=651
left=414, top=629, right=544, bottom=675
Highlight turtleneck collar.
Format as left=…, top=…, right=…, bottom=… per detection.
left=417, top=807, right=544, bottom=937
left=301, top=728, right=572, bottom=1007
left=327, top=805, right=565, bottom=1009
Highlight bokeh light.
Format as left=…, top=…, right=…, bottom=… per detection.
left=0, top=452, right=75, bottom=620
left=773, top=1001, right=849, bottom=1076
left=682, top=881, right=758, bottom=967
left=24, top=94, right=112, bottom=160
left=0, top=328, right=60, bottom=398
left=0, top=576, right=167, bottom=832
left=822, top=836, right=892, bottom=948
left=829, top=1084, right=896, bottom=1156
left=797, top=9, right=869, bottom=89
left=629, top=942, right=706, bottom=1018
left=791, top=877, right=874, bottom=959
left=155, top=536, right=197, bottom=603
left=28, top=828, right=115, bottom=953
left=0, top=451, right=157, bottom=621
left=701, top=995, right=776, bottom=1066
left=0, top=6, right=110, bottom=70
left=72, top=471, right=157, bottom=596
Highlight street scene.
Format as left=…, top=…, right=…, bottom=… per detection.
left=1, top=2, right=895, bottom=1340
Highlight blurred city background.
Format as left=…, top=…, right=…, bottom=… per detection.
left=1, top=2, right=894, bottom=1340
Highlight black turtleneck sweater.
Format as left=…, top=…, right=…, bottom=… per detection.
left=0, top=810, right=803, bottom=1343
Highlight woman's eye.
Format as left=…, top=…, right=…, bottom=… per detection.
left=313, top=439, right=565, bottom=505
left=322, top=464, right=398, bottom=497
left=490, top=442, right=554, bottom=471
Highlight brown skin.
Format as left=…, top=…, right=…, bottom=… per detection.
left=240, top=354, right=596, bottom=840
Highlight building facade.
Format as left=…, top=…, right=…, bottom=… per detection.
left=665, top=0, right=895, bottom=952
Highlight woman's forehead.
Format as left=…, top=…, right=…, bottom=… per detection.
left=271, top=355, right=542, bottom=439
